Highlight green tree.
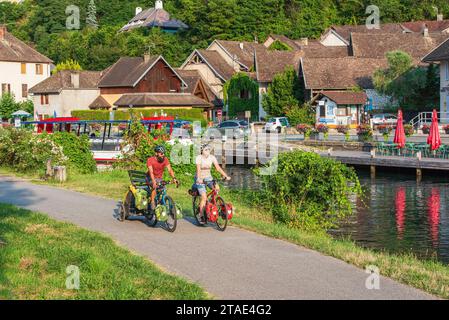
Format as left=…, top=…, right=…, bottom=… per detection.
left=373, top=50, right=414, bottom=93
left=262, top=66, right=303, bottom=116
left=86, top=0, right=98, bottom=29
left=0, top=93, right=18, bottom=121
left=373, top=50, right=439, bottom=111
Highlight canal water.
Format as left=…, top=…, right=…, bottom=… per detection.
left=226, top=166, right=449, bottom=264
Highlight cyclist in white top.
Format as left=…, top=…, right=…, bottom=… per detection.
left=195, top=144, right=231, bottom=220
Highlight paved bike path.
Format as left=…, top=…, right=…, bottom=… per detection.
left=0, top=175, right=436, bottom=300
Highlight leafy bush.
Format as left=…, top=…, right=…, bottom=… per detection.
left=0, top=127, right=67, bottom=174
left=285, top=104, right=315, bottom=126
left=255, top=151, right=361, bottom=231
left=49, top=132, right=96, bottom=174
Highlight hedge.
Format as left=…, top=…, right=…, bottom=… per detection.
left=72, top=109, right=207, bottom=125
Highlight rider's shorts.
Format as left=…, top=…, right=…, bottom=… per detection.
left=194, top=176, right=214, bottom=195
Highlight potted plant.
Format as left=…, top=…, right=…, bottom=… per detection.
left=296, top=124, right=313, bottom=140
left=377, top=124, right=393, bottom=142
left=421, top=124, right=431, bottom=134
left=443, top=124, right=449, bottom=134
left=404, top=124, right=414, bottom=137
left=357, top=124, right=373, bottom=142
left=315, top=123, right=329, bottom=140
left=336, top=124, right=351, bottom=141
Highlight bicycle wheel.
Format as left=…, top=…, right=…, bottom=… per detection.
left=192, top=196, right=205, bottom=226
left=163, top=195, right=177, bottom=233
left=122, top=190, right=135, bottom=221
left=215, top=197, right=228, bottom=232
left=144, top=204, right=158, bottom=227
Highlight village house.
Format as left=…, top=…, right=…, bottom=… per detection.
left=320, top=18, right=449, bottom=47
left=29, top=70, right=102, bottom=118
left=92, top=54, right=214, bottom=119
left=422, top=37, right=449, bottom=123
left=180, top=40, right=265, bottom=119
left=176, top=16, right=449, bottom=123
left=313, top=91, right=368, bottom=127
left=299, top=57, right=388, bottom=123
left=0, top=25, right=52, bottom=103
left=120, top=0, right=188, bottom=33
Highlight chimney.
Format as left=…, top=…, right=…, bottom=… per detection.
left=135, top=7, right=142, bottom=15
left=144, top=53, right=151, bottom=63
left=155, top=0, right=163, bottom=10
left=300, top=37, right=308, bottom=46
left=437, top=13, right=444, bottom=21
left=423, top=24, right=429, bottom=37
left=71, top=73, right=80, bottom=89
left=239, top=42, right=244, bottom=50
left=0, top=25, right=6, bottom=41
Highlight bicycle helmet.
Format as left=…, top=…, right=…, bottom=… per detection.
left=154, top=145, right=166, bottom=154
left=201, top=143, right=211, bottom=153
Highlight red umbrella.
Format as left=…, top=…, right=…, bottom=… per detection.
left=427, top=109, right=441, bottom=151
left=393, top=109, right=406, bottom=149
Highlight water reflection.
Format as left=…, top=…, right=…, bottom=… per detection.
left=225, top=165, right=449, bottom=265
left=395, top=188, right=406, bottom=240
left=427, top=188, right=440, bottom=248
left=336, top=173, right=449, bottom=264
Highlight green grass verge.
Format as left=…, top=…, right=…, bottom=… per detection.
left=0, top=203, right=208, bottom=300
left=1, top=167, right=448, bottom=299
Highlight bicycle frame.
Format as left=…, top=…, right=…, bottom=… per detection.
left=206, top=184, right=219, bottom=205
left=155, top=185, right=168, bottom=206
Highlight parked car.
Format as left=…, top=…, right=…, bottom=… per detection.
left=171, top=120, right=191, bottom=140
left=205, top=120, right=250, bottom=140
left=264, top=117, right=290, bottom=133
left=372, top=114, right=399, bottom=127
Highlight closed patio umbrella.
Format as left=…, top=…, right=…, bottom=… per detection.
left=393, top=109, right=406, bottom=151
left=427, top=109, right=441, bottom=151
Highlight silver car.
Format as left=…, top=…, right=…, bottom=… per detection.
left=205, top=120, right=250, bottom=140
left=372, top=113, right=398, bottom=126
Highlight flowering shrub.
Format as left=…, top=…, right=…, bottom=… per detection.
left=0, top=127, right=67, bottom=173
left=50, top=132, right=96, bottom=174
left=443, top=125, right=449, bottom=134
left=422, top=124, right=431, bottom=134
left=357, top=124, right=373, bottom=141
